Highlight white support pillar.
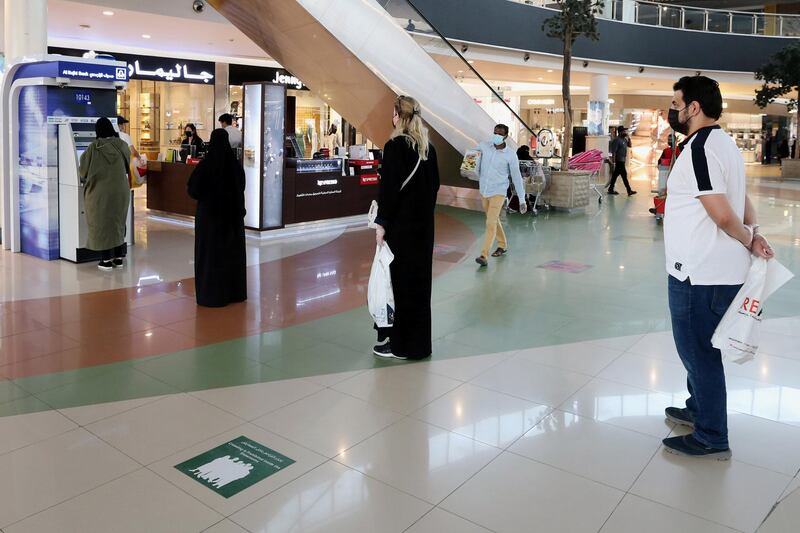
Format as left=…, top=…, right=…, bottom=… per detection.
left=4, top=0, right=47, bottom=63
left=214, top=62, right=230, bottom=119
left=586, top=74, right=610, bottom=154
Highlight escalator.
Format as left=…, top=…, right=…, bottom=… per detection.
left=209, top=0, right=535, bottom=187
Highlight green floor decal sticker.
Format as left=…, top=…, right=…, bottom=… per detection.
left=175, top=436, right=295, bottom=498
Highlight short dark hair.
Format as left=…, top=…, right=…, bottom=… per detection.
left=218, top=113, right=234, bottom=125
left=673, top=76, right=723, bottom=120
left=495, top=124, right=509, bottom=136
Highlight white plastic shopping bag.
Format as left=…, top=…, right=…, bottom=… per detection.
left=460, top=149, right=481, bottom=181
left=367, top=200, right=379, bottom=229
left=368, top=244, right=395, bottom=328
left=712, top=257, right=794, bottom=364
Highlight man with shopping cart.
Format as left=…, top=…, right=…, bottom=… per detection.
left=474, top=124, right=528, bottom=268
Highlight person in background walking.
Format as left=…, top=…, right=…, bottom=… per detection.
left=79, top=117, right=131, bottom=271
left=475, top=124, right=527, bottom=267
left=608, top=126, right=637, bottom=196
left=188, top=129, right=247, bottom=307
left=372, top=96, right=440, bottom=360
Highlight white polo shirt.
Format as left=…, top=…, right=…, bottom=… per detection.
left=664, top=125, right=750, bottom=285
left=225, top=125, right=242, bottom=149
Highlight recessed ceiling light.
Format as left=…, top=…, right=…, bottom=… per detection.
left=612, top=82, right=617, bottom=86
left=537, top=77, right=543, bottom=80
left=547, top=69, right=553, bottom=73
left=625, top=76, right=632, bottom=79
left=102, top=10, right=114, bottom=16
left=142, top=34, right=152, bottom=39
left=468, top=60, right=475, bottom=64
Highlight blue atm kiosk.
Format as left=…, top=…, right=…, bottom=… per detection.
left=1, top=56, right=131, bottom=261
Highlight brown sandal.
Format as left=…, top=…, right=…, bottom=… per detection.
left=491, top=248, right=507, bottom=257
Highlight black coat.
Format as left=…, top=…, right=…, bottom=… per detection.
left=375, top=136, right=440, bottom=358
left=187, top=154, right=247, bottom=307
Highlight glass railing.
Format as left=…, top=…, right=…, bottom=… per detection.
left=515, top=0, right=800, bottom=37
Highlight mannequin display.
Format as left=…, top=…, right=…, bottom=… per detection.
left=326, top=123, right=341, bottom=153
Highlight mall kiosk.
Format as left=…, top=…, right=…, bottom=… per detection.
left=0, top=55, right=132, bottom=261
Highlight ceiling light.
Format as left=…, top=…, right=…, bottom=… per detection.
left=547, top=69, right=553, bottom=73
left=142, top=34, right=152, bottom=39
left=102, top=10, right=114, bottom=16
left=625, top=76, right=632, bottom=80
left=537, top=77, right=543, bottom=80
left=468, top=60, right=475, bottom=64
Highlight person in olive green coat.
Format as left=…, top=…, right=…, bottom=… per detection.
left=79, top=117, right=131, bottom=271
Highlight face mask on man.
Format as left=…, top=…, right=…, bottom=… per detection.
left=493, top=134, right=506, bottom=146
left=668, top=107, right=690, bottom=136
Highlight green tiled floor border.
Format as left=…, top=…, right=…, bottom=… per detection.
left=2, top=193, right=799, bottom=418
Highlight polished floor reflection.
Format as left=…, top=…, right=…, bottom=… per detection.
left=0, top=168, right=798, bottom=532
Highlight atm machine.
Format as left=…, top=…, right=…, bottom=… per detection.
left=57, top=122, right=133, bottom=262
left=0, top=55, right=130, bottom=261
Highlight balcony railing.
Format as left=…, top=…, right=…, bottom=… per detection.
left=516, top=0, right=800, bottom=37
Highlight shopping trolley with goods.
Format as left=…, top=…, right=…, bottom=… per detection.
left=519, top=160, right=549, bottom=215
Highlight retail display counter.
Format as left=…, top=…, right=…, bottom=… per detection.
left=282, top=158, right=379, bottom=225
left=146, top=161, right=197, bottom=217
left=146, top=158, right=379, bottom=228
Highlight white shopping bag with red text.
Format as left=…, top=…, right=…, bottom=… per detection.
left=712, top=257, right=794, bottom=364
left=368, top=244, right=395, bottom=328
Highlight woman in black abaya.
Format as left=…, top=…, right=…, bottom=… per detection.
left=372, top=95, right=440, bottom=360
left=188, top=129, right=247, bottom=307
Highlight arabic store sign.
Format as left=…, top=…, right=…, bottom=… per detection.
left=49, top=48, right=215, bottom=85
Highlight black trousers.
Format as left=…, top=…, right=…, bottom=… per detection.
left=100, top=244, right=126, bottom=261
left=608, top=161, right=632, bottom=193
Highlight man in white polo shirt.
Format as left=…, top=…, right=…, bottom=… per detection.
left=662, top=76, right=773, bottom=459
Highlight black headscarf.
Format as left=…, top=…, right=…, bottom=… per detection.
left=95, top=117, right=119, bottom=139
left=516, top=145, right=532, bottom=161
left=187, top=128, right=245, bottom=217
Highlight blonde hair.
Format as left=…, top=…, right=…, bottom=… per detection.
left=391, top=95, right=429, bottom=160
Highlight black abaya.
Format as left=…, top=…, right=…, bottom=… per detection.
left=374, top=136, right=440, bottom=359
left=187, top=129, right=247, bottom=307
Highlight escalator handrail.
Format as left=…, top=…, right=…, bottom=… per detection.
left=403, top=0, right=538, bottom=139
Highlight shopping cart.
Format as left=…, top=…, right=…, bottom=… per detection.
left=520, top=160, right=549, bottom=215
left=568, top=150, right=606, bottom=204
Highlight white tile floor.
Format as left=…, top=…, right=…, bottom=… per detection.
left=1, top=321, right=799, bottom=532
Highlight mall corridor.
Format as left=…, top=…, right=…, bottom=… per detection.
left=0, top=168, right=798, bottom=532
left=1, top=0, right=800, bottom=531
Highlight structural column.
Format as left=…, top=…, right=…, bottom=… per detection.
left=585, top=74, right=610, bottom=154
left=4, top=0, right=48, bottom=64
left=214, top=62, right=230, bottom=119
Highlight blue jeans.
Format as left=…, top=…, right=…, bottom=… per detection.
left=668, top=276, right=742, bottom=449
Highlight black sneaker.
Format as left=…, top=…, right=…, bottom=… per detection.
left=97, top=260, right=114, bottom=271
left=607, top=190, right=620, bottom=195
left=662, top=434, right=731, bottom=460
left=628, top=190, right=638, bottom=196
left=665, top=407, right=695, bottom=428
left=475, top=256, right=488, bottom=267
left=373, top=343, right=407, bottom=360
left=112, top=258, right=124, bottom=269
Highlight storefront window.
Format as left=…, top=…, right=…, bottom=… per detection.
left=118, top=80, right=214, bottom=160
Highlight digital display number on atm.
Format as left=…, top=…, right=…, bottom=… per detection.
left=75, top=91, right=93, bottom=105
